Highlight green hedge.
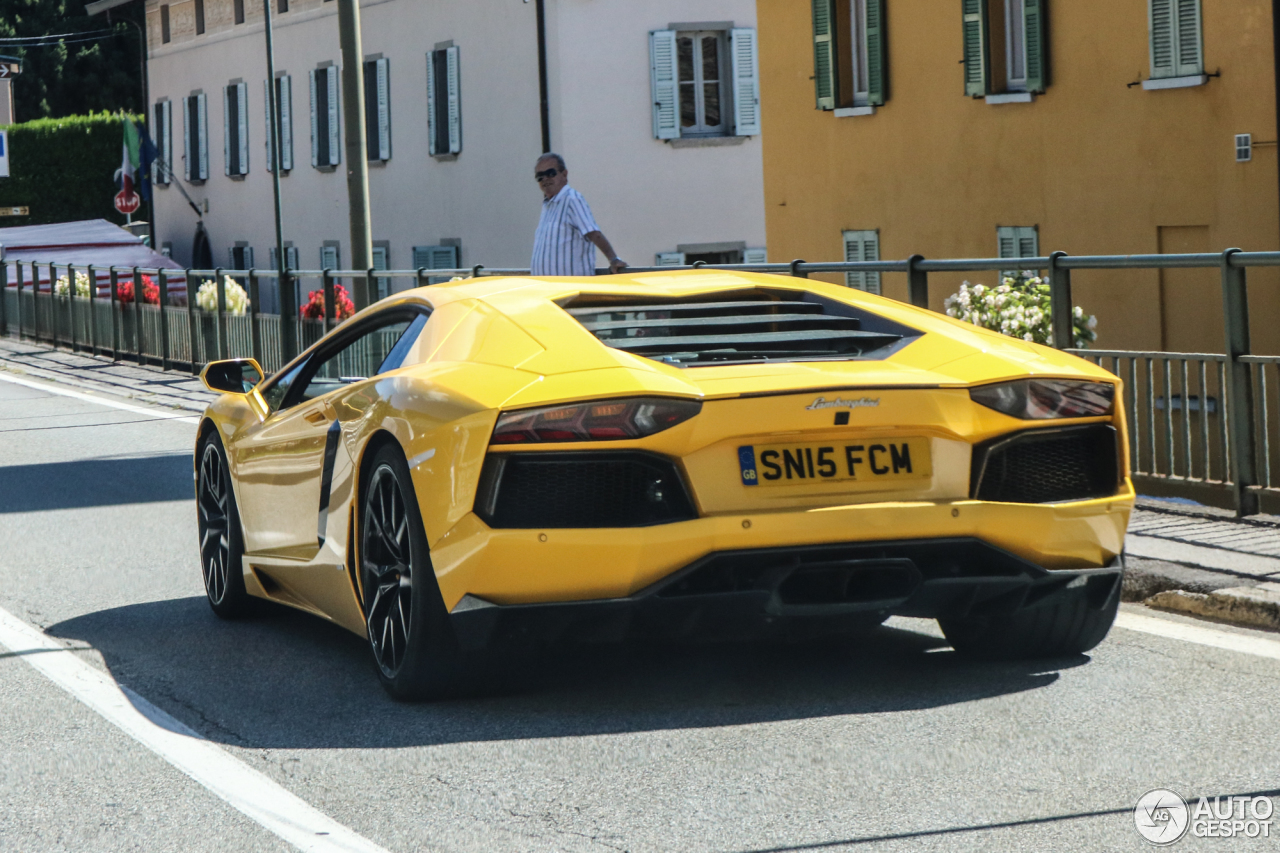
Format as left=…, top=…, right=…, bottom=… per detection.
left=0, top=112, right=144, bottom=226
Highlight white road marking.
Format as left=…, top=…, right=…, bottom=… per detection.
left=0, top=604, right=390, bottom=853
left=1115, top=610, right=1280, bottom=661
left=0, top=370, right=201, bottom=425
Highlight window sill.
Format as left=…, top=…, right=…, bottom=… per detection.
left=432, top=153, right=458, bottom=161
left=833, top=105, right=875, bottom=118
left=985, top=92, right=1034, bottom=104
left=668, top=136, right=747, bottom=148
left=1142, top=74, right=1208, bottom=90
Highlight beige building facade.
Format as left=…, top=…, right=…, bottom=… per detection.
left=756, top=0, right=1280, bottom=355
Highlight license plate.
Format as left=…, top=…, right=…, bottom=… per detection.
left=737, top=438, right=931, bottom=486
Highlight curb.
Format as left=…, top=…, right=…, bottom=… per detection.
left=1144, top=584, right=1280, bottom=632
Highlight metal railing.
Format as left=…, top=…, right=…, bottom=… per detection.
left=3, top=249, right=1279, bottom=515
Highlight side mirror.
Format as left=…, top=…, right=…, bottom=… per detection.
left=201, top=358, right=265, bottom=395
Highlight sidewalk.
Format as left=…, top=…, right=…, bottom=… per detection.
left=0, top=337, right=214, bottom=413
left=2, top=333, right=1278, bottom=633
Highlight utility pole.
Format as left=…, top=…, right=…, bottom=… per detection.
left=337, top=0, right=372, bottom=309
left=262, top=0, right=295, bottom=361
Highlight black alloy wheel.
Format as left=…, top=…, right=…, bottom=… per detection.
left=362, top=461, right=414, bottom=677
left=359, top=444, right=470, bottom=700
left=197, top=432, right=252, bottom=618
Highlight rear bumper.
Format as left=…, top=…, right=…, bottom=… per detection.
left=447, top=539, right=1124, bottom=650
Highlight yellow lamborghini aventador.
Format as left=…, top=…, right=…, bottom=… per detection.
left=196, top=270, right=1132, bottom=698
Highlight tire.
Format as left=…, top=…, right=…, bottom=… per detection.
left=938, top=574, right=1121, bottom=660
left=359, top=443, right=470, bottom=700
left=197, top=431, right=254, bottom=618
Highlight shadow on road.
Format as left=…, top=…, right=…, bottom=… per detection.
left=47, top=596, right=1084, bottom=750
left=0, top=453, right=192, bottom=513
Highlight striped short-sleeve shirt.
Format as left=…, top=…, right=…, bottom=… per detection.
left=531, top=186, right=601, bottom=276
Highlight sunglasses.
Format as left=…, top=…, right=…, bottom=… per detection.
left=535, top=167, right=560, bottom=181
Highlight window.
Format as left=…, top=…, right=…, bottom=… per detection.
left=269, top=245, right=300, bottom=269
left=223, top=81, right=249, bottom=177
left=372, top=244, right=390, bottom=299
left=182, top=92, right=209, bottom=182
left=152, top=100, right=172, bottom=185
left=195, top=0, right=205, bottom=35
left=320, top=243, right=340, bottom=270
left=842, top=230, right=880, bottom=294
left=426, top=47, right=461, bottom=156
left=1236, top=134, right=1252, bottom=162
left=363, top=58, right=391, bottom=161
left=234, top=0, right=245, bottom=25
left=288, top=312, right=429, bottom=407
left=812, top=1, right=886, bottom=111
left=651, top=28, right=758, bottom=139
left=229, top=244, right=254, bottom=270
left=412, top=244, right=459, bottom=283
left=310, top=65, right=340, bottom=169
left=962, top=0, right=1045, bottom=98
left=998, top=225, right=1039, bottom=277
left=160, top=5, right=170, bottom=43
left=264, top=74, right=293, bottom=172
left=678, top=31, right=725, bottom=136
left=1150, top=0, right=1202, bottom=79
left=656, top=246, right=765, bottom=266
left=278, top=0, right=287, bottom=11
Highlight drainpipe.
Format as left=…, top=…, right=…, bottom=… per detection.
left=535, top=0, right=551, bottom=152
left=1274, top=0, right=1280, bottom=248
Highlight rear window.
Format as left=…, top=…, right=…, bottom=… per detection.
left=563, top=288, right=921, bottom=368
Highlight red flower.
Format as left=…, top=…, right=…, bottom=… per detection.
left=301, top=284, right=355, bottom=321
left=116, top=274, right=161, bottom=305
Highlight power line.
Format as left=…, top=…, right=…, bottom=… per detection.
left=0, top=28, right=117, bottom=43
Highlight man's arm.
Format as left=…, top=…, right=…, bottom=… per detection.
left=585, top=231, right=627, bottom=274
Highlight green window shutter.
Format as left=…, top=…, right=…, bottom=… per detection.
left=1174, top=0, right=1202, bottom=76
left=998, top=227, right=1017, bottom=260
left=962, top=0, right=989, bottom=97
left=321, top=245, right=339, bottom=271
left=813, top=0, right=837, bottom=110
left=372, top=245, right=389, bottom=300
left=743, top=247, right=768, bottom=265
left=649, top=31, right=679, bottom=139
left=730, top=28, right=761, bottom=136
left=865, top=0, right=887, bottom=105
left=1150, top=0, right=1175, bottom=78
left=843, top=230, right=880, bottom=294
left=655, top=252, right=686, bottom=266
left=998, top=226, right=1039, bottom=276
left=1023, top=0, right=1045, bottom=93
left=413, top=245, right=459, bottom=282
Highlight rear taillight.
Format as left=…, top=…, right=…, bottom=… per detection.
left=970, top=379, right=1115, bottom=419
left=491, top=397, right=702, bottom=444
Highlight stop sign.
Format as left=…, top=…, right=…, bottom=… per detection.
left=114, top=190, right=141, bottom=215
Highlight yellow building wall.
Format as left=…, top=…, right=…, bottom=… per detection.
left=756, top=0, right=1280, bottom=355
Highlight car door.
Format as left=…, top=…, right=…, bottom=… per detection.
left=232, top=308, right=428, bottom=558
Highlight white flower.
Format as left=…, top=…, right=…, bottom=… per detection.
left=196, top=276, right=251, bottom=315
left=53, top=271, right=92, bottom=299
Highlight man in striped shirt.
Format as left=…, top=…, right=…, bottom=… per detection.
left=531, top=153, right=627, bottom=276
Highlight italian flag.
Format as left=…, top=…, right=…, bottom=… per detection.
left=116, top=117, right=141, bottom=199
